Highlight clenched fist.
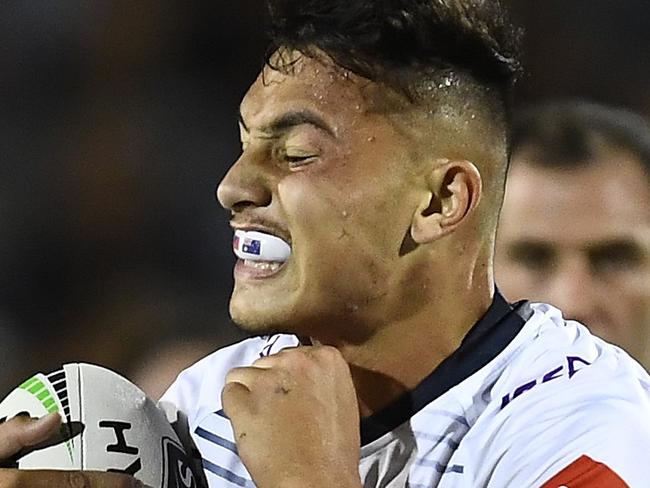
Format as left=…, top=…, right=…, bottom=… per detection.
left=222, top=345, right=363, bottom=488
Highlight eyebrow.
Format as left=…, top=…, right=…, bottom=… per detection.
left=586, top=238, right=645, bottom=254
left=238, top=109, right=336, bottom=138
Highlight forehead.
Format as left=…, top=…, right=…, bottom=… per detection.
left=500, top=153, right=650, bottom=244
left=239, top=54, right=387, bottom=130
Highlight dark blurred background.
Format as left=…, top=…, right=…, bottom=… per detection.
left=1, top=1, right=649, bottom=397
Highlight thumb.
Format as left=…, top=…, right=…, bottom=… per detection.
left=0, top=412, right=61, bottom=461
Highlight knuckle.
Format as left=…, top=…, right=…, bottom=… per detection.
left=312, top=345, right=344, bottom=366
left=221, top=382, right=237, bottom=404
left=222, top=380, right=239, bottom=396
left=286, top=346, right=312, bottom=363
left=251, top=354, right=280, bottom=367
left=221, top=382, right=245, bottom=412
left=318, top=345, right=342, bottom=359
left=226, top=366, right=260, bottom=386
left=224, top=367, right=239, bottom=384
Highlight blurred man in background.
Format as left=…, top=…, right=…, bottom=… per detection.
left=496, top=100, right=650, bottom=367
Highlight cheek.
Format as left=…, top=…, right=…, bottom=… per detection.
left=607, top=267, right=650, bottom=298
left=277, top=172, right=413, bottom=296
left=611, top=272, right=650, bottom=318
left=279, top=171, right=409, bottom=253
left=278, top=173, right=346, bottom=237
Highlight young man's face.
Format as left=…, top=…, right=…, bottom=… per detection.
left=217, top=54, right=425, bottom=340
left=496, top=149, right=650, bottom=362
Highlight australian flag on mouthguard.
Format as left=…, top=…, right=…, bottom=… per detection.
left=242, top=237, right=261, bottom=255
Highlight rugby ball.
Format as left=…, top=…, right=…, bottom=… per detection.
left=0, top=363, right=207, bottom=488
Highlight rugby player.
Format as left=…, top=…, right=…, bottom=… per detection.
left=2, top=1, right=650, bottom=487
left=496, top=101, right=650, bottom=369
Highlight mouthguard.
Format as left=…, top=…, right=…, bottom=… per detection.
left=233, top=230, right=291, bottom=262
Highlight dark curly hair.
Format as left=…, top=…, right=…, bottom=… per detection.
left=265, top=0, right=522, bottom=106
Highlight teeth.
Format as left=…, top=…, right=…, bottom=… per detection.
left=243, top=259, right=282, bottom=272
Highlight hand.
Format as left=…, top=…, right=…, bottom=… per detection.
left=222, top=345, right=363, bottom=488
left=0, top=412, right=143, bottom=487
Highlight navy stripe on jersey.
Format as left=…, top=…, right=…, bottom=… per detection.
left=215, top=409, right=229, bottom=420
left=419, top=409, right=470, bottom=427
left=412, top=431, right=460, bottom=450
left=195, top=426, right=238, bottom=455
left=202, top=457, right=254, bottom=488
left=414, top=456, right=464, bottom=474
left=360, top=291, right=530, bottom=445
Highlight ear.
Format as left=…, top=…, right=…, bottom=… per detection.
left=411, top=159, right=482, bottom=244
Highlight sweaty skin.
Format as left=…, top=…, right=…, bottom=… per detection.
left=496, top=149, right=650, bottom=366
left=0, top=51, right=504, bottom=488
left=218, top=52, right=503, bottom=488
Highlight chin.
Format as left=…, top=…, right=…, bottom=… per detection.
left=230, top=308, right=279, bottom=335
left=228, top=290, right=325, bottom=338
left=229, top=293, right=295, bottom=335
left=229, top=291, right=374, bottom=344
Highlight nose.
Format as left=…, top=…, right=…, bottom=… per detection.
left=546, top=259, right=599, bottom=327
left=216, top=154, right=272, bottom=212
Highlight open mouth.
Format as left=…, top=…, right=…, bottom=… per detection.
left=232, top=229, right=291, bottom=278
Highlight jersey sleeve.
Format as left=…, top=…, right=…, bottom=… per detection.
left=158, top=338, right=258, bottom=425
left=485, top=375, right=650, bottom=487
left=159, top=362, right=204, bottom=425
left=159, top=334, right=299, bottom=427
left=539, top=455, right=629, bottom=487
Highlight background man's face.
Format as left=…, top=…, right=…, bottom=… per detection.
left=496, top=149, right=650, bottom=363
left=216, top=54, right=424, bottom=341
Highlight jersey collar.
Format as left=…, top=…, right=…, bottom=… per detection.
left=359, top=290, right=530, bottom=445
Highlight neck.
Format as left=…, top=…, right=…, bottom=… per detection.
left=331, top=279, right=494, bottom=418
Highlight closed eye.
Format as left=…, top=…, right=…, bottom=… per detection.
left=284, top=153, right=318, bottom=168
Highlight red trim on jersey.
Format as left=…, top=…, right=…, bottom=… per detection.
left=540, top=455, right=629, bottom=487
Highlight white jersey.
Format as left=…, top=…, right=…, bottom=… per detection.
left=161, top=294, right=650, bottom=487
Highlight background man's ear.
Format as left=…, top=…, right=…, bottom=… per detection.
left=411, top=160, right=482, bottom=244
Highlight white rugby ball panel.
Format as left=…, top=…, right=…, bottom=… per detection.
left=0, top=366, right=79, bottom=469
left=0, top=363, right=206, bottom=488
